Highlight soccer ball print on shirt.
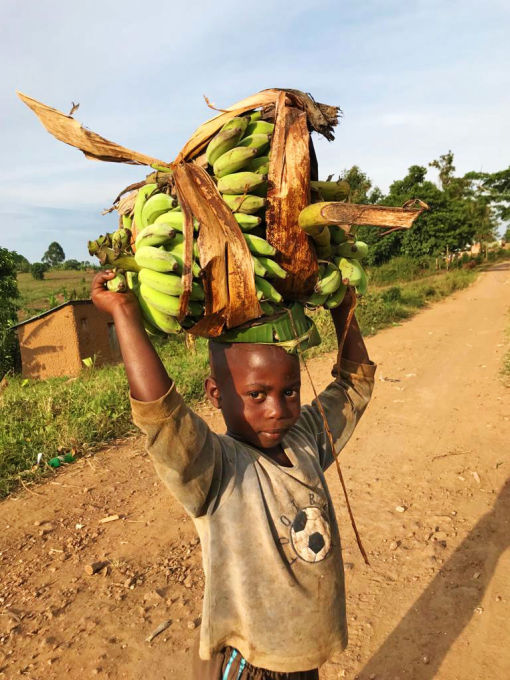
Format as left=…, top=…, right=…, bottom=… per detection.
left=290, top=506, right=331, bottom=563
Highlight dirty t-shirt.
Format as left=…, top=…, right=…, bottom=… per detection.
left=130, top=358, right=376, bottom=673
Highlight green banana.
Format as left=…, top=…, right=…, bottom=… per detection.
left=324, top=282, right=347, bottom=308
left=122, top=215, right=133, bottom=230
left=139, top=268, right=204, bottom=300
left=141, top=192, right=178, bottom=227
left=243, top=233, right=276, bottom=256
left=315, top=262, right=342, bottom=295
left=134, top=245, right=179, bottom=273
left=126, top=271, right=138, bottom=291
left=213, top=146, right=259, bottom=178
left=255, top=276, right=283, bottom=303
left=257, top=257, right=287, bottom=279
left=137, top=291, right=180, bottom=334
left=335, top=257, right=364, bottom=287
left=111, top=227, right=132, bottom=252
left=238, top=133, right=271, bottom=154
left=245, top=120, right=274, bottom=136
left=335, top=241, right=369, bottom=260
left=234, top=213, right=262, bottom=231
left=248, top=111, right=261, bottom=122
left=134, top=183, right=158, bottom=231
left=163, top=239, right=202, bottom=277
left=245, top=155, right=270, bottom=174
left=223, top=194, right=267, bottom=215
left=252, top=256, right=267, bottom=277
left=305, top=292, right=328, bottom=307
left=310, top=180, right=350, bottom=202
left=140, top=282, right=202, bottom=317
left=206, top=117, right=249, bottom=165
left=106, top=272, right=127, bottom=293
left=135, top=223, right=177, bottom=250
left=355, top=268, right=368, bottom=295
left=217, top=171, right=267, bottom=195
left=153, top=210, right=199, bottom=232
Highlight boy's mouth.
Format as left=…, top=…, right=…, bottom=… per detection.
left=259, top=429, right=287, bottom=441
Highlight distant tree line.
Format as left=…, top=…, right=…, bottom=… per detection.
left=340, top=152, right=509, bottom=265
left=8, top=242, right=97, bottom=280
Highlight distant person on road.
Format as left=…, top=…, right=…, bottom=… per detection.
left=92, top=270, right=375, bottom=680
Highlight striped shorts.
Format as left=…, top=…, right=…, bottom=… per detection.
left=193, top=642, right=319, bottom=680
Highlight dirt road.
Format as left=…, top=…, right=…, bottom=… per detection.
left=1, top=264, right=509, bottom=680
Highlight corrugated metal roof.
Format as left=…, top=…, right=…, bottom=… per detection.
left=11, top=299, right=93, bottom=330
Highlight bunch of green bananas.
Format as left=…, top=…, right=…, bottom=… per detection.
left=88, top=109, right=371, bottom=336
left=205, top=111, right=287, bottom=311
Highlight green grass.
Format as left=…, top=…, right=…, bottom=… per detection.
left=0, top=335, right=210, bottom=498
left=17, top=270, right=96, bottom=320
left=0, top=265, right=479, bottom=498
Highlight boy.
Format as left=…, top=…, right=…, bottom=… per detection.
left=92, top=269, right=375, bottom=680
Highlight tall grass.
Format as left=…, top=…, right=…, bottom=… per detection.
left=0, top=266, right=478, bottom=497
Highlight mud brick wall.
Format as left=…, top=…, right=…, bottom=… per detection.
left=17, top=302, right=121, bottom=380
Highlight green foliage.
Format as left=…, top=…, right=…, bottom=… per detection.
left=31, top=262, right=48, bottom=280
left=0, top=333, right=209, bottom=498
left=0, top=248, right=20, bottom=379
left=9, top=250, right=31, bottom=273
left=63, top=259, right=82, bottom=270
left=42, top=241, right=66, bottom=267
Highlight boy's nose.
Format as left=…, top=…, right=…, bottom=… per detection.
left=267, top=396, right=291, bottom=420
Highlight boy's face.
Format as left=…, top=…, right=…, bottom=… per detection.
left=206, top=342, right=301, bottom=451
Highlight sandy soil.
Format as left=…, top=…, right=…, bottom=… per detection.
left=1, top=264, right=509, bottom=680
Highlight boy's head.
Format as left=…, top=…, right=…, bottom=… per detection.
left=205, top=341, right=301, bottom=451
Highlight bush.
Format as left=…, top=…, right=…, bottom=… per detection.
left=31, top=262, right=47, bottom=280
left=0, top=248, right=20, bottom=379
left=368, top=256, right=431, bottom=285
left=381, top=286, right=402, bottom=303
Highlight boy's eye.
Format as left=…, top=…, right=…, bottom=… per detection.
left=249, top=391, right=265, bottom=400
left=284, top=388, right=298, bottom=397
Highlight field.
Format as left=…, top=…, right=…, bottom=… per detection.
left=0, top=263, right=480, bottom=498
left=17, top=270, right=96, bottom=321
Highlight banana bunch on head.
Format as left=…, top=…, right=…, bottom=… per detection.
left=88, top=108, right=370, bottom=337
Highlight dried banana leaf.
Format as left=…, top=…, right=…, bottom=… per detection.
left=175, top=88, right=340, bottom=163
left=266, top=94, right=318, bottom=299
left=172, top=163, right=261, bottom=336
left=17, top=91, right=172, bottom=168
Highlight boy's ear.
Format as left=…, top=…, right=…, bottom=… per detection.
left=205, top=376, right=222, bottom=409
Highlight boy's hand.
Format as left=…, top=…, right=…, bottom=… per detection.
left=91, top=270, right=141, bottom=321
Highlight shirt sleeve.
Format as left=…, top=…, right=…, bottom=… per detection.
left=130, top=384, right=226, bottom=518
left=296, top=358, right=376, bottom=470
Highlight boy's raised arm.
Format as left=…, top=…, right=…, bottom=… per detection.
left=91, top=270, right=172, bottom=401
left=330, top=287, right=371, bottom=366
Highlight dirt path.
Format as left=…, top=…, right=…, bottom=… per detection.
left=1, top=264, right=509, bottom=680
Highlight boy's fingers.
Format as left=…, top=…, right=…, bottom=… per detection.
left=91, top=270, right=115, bottom=294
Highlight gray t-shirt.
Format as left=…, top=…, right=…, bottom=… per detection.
left=131, top=357, right=376, bottom=673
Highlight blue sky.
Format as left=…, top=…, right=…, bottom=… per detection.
left=1, top=0, right=509, bottom=262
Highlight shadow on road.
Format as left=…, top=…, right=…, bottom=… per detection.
left=357, top=479, right=510, bottom=680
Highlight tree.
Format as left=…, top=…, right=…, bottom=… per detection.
left=338, top=165, right=383, bottom=204
left=0, top=248, right=20, bottom=378
left=9, top=251, right=30, bottom=273
left=63, top=259, right=81, bottom=270
left=31, top=262, right=48, bottom=280
left=42, top=241, right=65, bottom=267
